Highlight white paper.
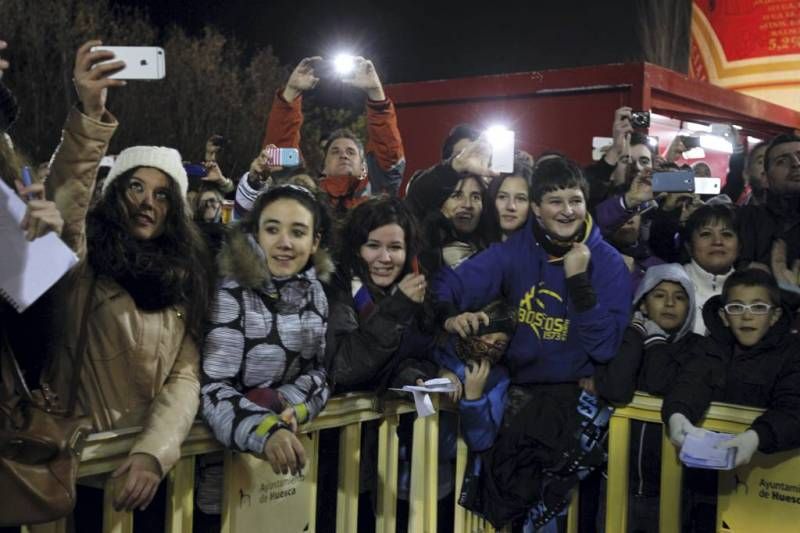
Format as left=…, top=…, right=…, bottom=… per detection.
left=0, top=180, right=78, bottom=312
left=390, top=378, right=457, bottom=417
left=679, top=428, right=736, bottom=470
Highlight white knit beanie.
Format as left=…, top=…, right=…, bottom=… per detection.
left=102, top=146, right=188, bottom=199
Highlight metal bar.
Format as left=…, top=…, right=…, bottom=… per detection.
left=166, top=456, right=195, bottom=533
left=566, top=484, right=580, bottom=533
left=376, top=414, right=400, bottom=533
left=220, top=450, right=233, bottom=533
left=306, top=431, right=320, bottom=533
left=410, top=404, right=440, bottom=533
left=336, top=423, right=362, bottom=533
left=605, top=415, right=631, bottom=533
left=453, top=435, right=469, bottom=533
left=103, top=476, right=133, bottom=533
left=659, top=428, right=682, bottom=533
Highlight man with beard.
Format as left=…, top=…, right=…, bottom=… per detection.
left=737, top=134, right=800, bottom=293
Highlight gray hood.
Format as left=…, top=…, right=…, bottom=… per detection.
left=633, top=263, right=697, bottom=341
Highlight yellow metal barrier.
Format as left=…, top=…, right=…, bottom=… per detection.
left=21, top=391, right=584, bottom=533
left=605, top=392, right=791, bottom=533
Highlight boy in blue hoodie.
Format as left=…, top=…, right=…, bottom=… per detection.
left=440, top=157, right=631, bottom=529
left=436, top=156, right=631, bottom=414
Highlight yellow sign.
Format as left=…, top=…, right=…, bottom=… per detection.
left=222, top=432, right=318, bottom=533
left=717, top=449, right=800, bottom=532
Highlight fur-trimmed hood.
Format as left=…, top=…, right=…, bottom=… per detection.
left=218, top=224, right=334, bottom=290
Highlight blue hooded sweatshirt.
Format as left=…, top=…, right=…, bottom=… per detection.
left=435, top=215, right=632, bottom=384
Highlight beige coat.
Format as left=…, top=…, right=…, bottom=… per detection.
left=45, top=108, right=200, bottom=475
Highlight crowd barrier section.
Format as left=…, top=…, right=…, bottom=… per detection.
left=26, top=390, right=799, bottom=532
left=22, top=392, right=577, bottom=533
left=606, top=392, right=800, bottom=533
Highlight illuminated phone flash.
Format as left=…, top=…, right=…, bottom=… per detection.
left=485, top=125, right=513, bottom=149
left=484, top=125, right=515, bottom=173
left=334, top=54, right=356, bottom=75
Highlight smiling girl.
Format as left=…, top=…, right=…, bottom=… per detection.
left=327, top=197, right=436, bottom=391
left=202, top=185, right=333, bottom=476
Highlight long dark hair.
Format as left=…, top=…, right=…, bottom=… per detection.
left=86, top=167, right=213, bottom=341
left=337, top=197, right=420, bottom=284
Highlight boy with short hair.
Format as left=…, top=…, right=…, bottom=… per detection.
left=663, top=268, right=800, bottom=466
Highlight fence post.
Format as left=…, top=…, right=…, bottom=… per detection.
left=658, top=429, right=682, bottom=533
left=166, top=455, right=195, bottom=533
left=605, top=414, right=631, bottom=533
left=453, top=434, right=468, bottom=533
left=409, top=397, right=440, bottom=533
left=103, top=476, right=134, bottom=533
left=337, top=423, right=362, bottom=533
left=376, top=414, right=400, bottom=533
left=566, top=486, right=580, bottom=533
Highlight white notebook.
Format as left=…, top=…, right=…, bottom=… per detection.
left=0, top=179, right=78, bottom=313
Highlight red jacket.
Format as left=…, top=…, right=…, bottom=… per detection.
left=262, top=90, right=405, bottom=211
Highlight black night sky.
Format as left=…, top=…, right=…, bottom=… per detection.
left=111, top=0, right=643, bottom=84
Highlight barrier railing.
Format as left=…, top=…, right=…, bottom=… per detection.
left=24, top=392, right=577, bottom=533
left=605, top=392, right=771, bottom=533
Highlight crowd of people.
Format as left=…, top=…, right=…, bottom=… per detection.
left=1, top=38, right=800, bottom=533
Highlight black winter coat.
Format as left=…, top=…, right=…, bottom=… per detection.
left=325, top=271, right=436, bottom=393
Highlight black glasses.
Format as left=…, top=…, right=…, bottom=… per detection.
left=723, top=303, right=773, bottom=315
left=202, top=198, right=221, bottom=208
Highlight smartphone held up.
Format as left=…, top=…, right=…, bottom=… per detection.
left=485, top=125, right=515, bottom=173
left=90, top=46, right=165, bottom=80
left=651, top=170, right=721, bottom=195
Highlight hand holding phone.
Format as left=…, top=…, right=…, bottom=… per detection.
left=266, top=146, right=300, bottom=167
left=652, top=170, right=694, bottom=193
left=90, top=46, right=165, bottom=80
left=338, top=56, right=385, bottom=101
left=73, top=41, right=128, bottom=120
left=284, top=57, right=322, bottom=101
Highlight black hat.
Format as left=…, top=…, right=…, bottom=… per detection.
left=0, top=82, right=19, bottom=133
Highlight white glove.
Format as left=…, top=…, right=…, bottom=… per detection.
left=668, top=412, right=699, bottom=447
left=718, top=429, right=760, bottom=467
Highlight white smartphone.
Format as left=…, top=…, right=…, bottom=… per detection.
left=694, top=177, right=721, bottom=195
left=487, top=128, right=515, bottom=173
left=90, top=46, right=165, bottom=80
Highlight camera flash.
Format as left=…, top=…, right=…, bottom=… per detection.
left=334, top=54, right=356, bottom=75
left=485, top=125, right=513, bottom=149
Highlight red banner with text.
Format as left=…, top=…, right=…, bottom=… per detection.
left=690, top=0, right=800, bottom=112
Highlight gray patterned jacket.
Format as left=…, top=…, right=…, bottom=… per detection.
left=201, top=229, right=333, bottom=455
